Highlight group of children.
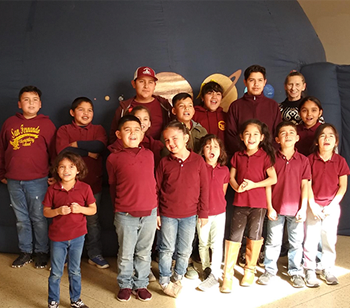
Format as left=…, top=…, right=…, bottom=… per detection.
left=0, top=64, right=348, bottom=308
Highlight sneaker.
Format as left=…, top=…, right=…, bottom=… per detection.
left=258, top=271, right=274, bottom=285
left=117, top=288, right=132, bottom=302
left=70, top=298, right=88, bottom=308
left=48, top=301, right=59, bottom=308
left=149, top=268, right=156, bottom=282
left=132, top=288, right=152, bottom=301
left=238, top=252, right=246, bottom=267
left=290, top=275, right=305, bottom=288
left=185, top=263, right=198, bottom=279
left=202, top=267, right=212, bottom=280
left=305, top=270, right=320, bottom=288
left=258, top=251, right=265, bottom=267
left=162, top=281, right=182, bottom=298
left=12, top=252, right=32, bottom=268
left=88, top=255, right=109, bottom=269
left=35, top=252, right=48, bottom=268
left=320, top=270, right=339, bottom=285
left=197, top=273, right=219, bottom=291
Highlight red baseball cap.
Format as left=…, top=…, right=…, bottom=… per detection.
left=133, top=66, right=158, bottom=81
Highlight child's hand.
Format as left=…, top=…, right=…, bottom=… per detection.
left=157, top=216, right=161, bottom=230
left=70, top=141, right=78, bottom=148
left=242, top=179, right=256, bottom=191
left=58, top=205, right=71, bottom=215
left=310, top=203, right=325, bottom=220
left=198, top=218, right=208, bottom=228
left=47, top=177, right=56, bottom=185
left=237, top=180, right=248, bottom=193
left=267, top=208, right=277, bottom=221
left=88, top=152, right=99, bottom=159
left=295, top=209, right=306, bottom=222
left=1, top=178, right=7, bottom=184
left=322, top=204, right=336, bottom=217
left=70, top=202, right=83, bottom=214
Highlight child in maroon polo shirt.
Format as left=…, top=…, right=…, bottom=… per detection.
left=107, top=115, right=157, bottom=302
left=43, top=152, right=96, bottom=308
left=193, top=81, right=226, bottom=142
left=296, top=96, right=324, bottom=156
left=303, top=123, right=350, bottom=287
left=221, top=119, right=277, bottom=293
left=258, top=122, right=311, bottom=288
left=156, top=120, right=209, bottom=298
left=56, top=97, right=109, bottom=269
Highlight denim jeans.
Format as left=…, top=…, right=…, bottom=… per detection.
left=48, top=235, right=85, bottom=303
left=85, top=192, right=102, bottom=259
left=158, top=215, right=197, bottom=286
left=114, top=208, right=157, bottom=289
left=7, top=177, right=49, bottom=254
left=264, top=214, right=304, bottom=276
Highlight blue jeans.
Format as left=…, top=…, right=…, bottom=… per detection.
left=114, top=208, right=157, bottom=289
left=85, top=192, right=102, bottom=259
left=7, top=177, right=49, bottom=254
left=48, top=235, right=85, bottom=303
left=158, top=215, right=196, bottom=285
left=264, top=215, right=304, bottom=276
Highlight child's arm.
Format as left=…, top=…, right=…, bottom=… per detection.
left=229, top=167, right=245, bottom=192
left=308, top=180, right=325, bottom=220
left=43, top=205, right=72, bottom=218
left=295, top=179, right=309, bottom=222
left=223, top=183, right=228, bottom=195
left=242, top=166, right=277, bottom=191
left=323, top=175, right=348, bottom=216
left=70, top=202, right=97, bottom=216
left=266, top=186, right=277, bottom=220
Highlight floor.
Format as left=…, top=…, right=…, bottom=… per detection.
left=1, top=236, right=350, bottom=308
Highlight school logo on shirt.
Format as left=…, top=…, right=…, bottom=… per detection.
left=218, top=120, right=226, bottom=131
left=10, top=124, right=40, bottom=150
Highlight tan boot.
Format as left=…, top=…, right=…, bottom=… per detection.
left=241, top=238, right=263, bottom=287
left=220, top=240, right=241, bottom=293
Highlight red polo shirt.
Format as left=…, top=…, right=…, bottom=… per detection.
left=206, top=163, right=230, bottom=215
left=296, top=122, right=321, bottom=156
left=272, top=150, right=311, bottom=216
left=309, top=152, right=350, bottom=206
left=231, top=148, right=272, bottom=209
left=43, top=180, right=95, bottom=242
left=156, top=151, right=209, bottom=219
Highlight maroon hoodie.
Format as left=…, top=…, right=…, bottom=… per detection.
left=0, top=113, right=56, bottom=181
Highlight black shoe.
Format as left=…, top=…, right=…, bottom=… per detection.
left=35, top=252, right=49, bottom=268
left=12, top=252, right=32, bottom=268
left=203, top=267, right=212, bottom=280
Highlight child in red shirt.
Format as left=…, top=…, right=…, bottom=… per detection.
left=43, top=152, right=96, bottom=308
left=56, top=97, right=108, bottom=269
left=221, top=119, right=277, bottom=292
left=303, top=124, right=350, bottom=287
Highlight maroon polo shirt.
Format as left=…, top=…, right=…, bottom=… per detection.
left=309, top=152, right=350, bottom=206
left=272, top=150, right=311, bottom=216
left=231, top=148, right=272, bottom=209
left=193, top=106, right=226, bottom=142
left=206, top=163, right=230, bottom=215
left=296, top=122, right=321, bottom=156
left=43, top=180, right=95, bottom=242
left=56, top=122, right=107, bottom=194
left=156, top=151, right=209, bottom=219
left=106, top=142, right=157, bottom=215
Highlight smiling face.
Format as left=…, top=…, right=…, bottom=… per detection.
left=131, top=76, right=156, bottom=103
left=163, top=127, right=189, bottom=156
left=203, top=139, right=220, bottom=166
left=203, top=90, right=222, bottom=112
left=244, top=72, right=267, bottom=96
left=299, top=100, right=323, bottom=129
left=133, top=109, right=151, bottom=133
left=318, top=126, right=337, bottom=153
left=172, top=97, right=194, bottom=126
left=285, top=76, right=306, bottom=101
left=57, top=158, right=78, bottom=185
left=18, top=91, right=42, bottom=119
left=116, top=120, right=142, bottom=148
left=276, top=125, right=299, bottom=149
left=241, top=124, right=264, bottom=153
left=70, top=101, right=94, bottom=126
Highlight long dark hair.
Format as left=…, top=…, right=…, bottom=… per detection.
left=239, top=119, right=275, bottom=165
left=311, top=123, right=339, bottom=154
left=199, top=134, right=227, bottom=166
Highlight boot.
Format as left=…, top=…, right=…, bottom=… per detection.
left=241, top=238, right=263, bottom=287
left=220, top=240, right=241, bottom=293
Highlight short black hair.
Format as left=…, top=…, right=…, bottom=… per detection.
left=200, top=81, right=223, bottom=98
left=18, top=86, right=42, bottom=100
left=71, top=97, right=94, bottom=111
left=275, top=121, right=297, bottom=137
left=298, top=96, right=323, bottom=112
left=116, top=115, right=141, bottom=131
left=244, top=65, right=266, bottom=80
left=172, top=92, right=193, bottom=107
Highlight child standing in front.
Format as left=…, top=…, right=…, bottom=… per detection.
left=196, top=134, right=230, bottom=291
left=156, top=121, right=209, bottom=298
left=221, top=119, right=277, bottom=293
left=303, top=123, right=349, bottom=287
left=258, top=122, right=311, bottom=288
left=107, top=115, right=157, bottom=302
left=43, top=152, right=96, bottom=308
